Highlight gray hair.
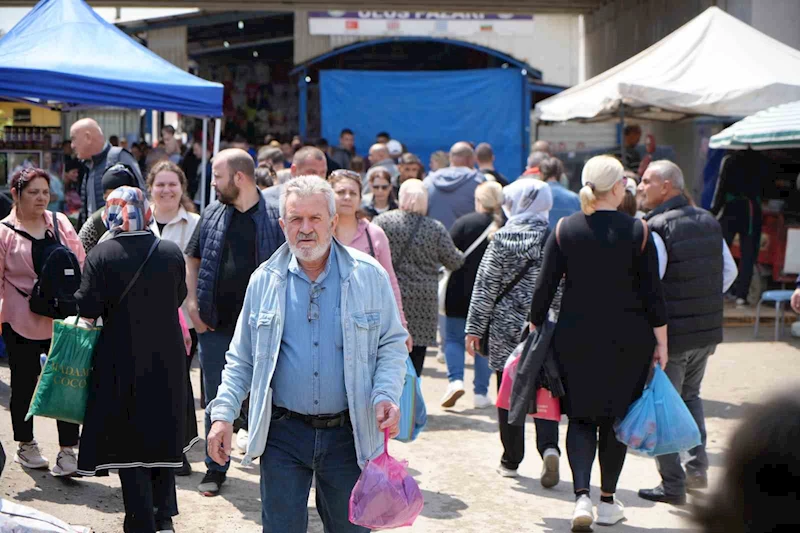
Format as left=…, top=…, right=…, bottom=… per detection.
left=648, top=160, right=684, bottom=191
left=527, top=151, right=548, bottom=169
left=275, top=168, right=292, bottom=185
left=280, top=175, right=336, bottom=219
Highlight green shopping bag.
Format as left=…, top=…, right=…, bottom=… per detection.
left=26, top=317, right=101, bottom=425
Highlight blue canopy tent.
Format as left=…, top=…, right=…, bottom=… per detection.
left=0, top=0, right=224, bottom=208
left=0, top=0, right=223, bottom=117
left=291, top=37, right=564, bottom=179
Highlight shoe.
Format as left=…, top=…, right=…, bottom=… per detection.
left=236, top=429, right=248, bottom=453
left=638, top=484, right=687, bottom=505
left=436, top=352, right=446, bottom=364
left=155, top=517, right=174, bottom=532
left=686, top=474, right=709, bottom=490
left=176, top=454, right=192, bottom=477
left=736, top=298, right=748, bottom=307
left=15, top=441, right=49, bottom=470
left=497, top=465, right=519, bottom=478
left=474, top=394, right=493, bottom=409
left=198, top=470, right=226, bottom=496
left=596, top=497, right=625, bottom=526
left=440, top=380, right=465, bottom=408
left=540, top=448, right=560, bottom=489
left=51, top=448, right=78, bottom=477
left=571, top=494, right=594, bottom=532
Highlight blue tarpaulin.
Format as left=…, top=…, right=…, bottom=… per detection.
left=320, top=69, right=526, bottom=178
left=0, top=0, right=223, bottom=117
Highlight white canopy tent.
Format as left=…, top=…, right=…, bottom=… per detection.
left=536, top=6, right=800, bottom=124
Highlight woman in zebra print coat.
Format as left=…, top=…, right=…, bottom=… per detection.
left=465, top=177, right=563, bottom=479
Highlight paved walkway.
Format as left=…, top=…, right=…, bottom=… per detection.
left=1, top=328, right=798, bottom=532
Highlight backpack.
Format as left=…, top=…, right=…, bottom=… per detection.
left=3, top=211, right=82, bottom=319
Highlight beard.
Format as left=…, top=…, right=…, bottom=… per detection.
left=287, top=228, right=333, bottom=262
left=216, top=182, right=240, bottom=205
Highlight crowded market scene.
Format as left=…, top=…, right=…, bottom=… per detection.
left=0, top=0, right=798, bottom=532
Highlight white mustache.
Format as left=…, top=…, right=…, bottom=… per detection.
left=298, top=231, right=317, bottom=240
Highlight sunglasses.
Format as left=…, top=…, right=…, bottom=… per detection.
left=308, top=283, right=325, bottom=321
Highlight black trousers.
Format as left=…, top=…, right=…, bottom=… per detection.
left=566, top=416, right=628, bottom=495
left=118, top=467, right=178, bottom=533
left=2, top=323, right=79, bottom=446
left=495, top=371, right=560, bottom=470
left=721, top=202, right=762, bottom=301
left=409, top=345, right=427, bottom=377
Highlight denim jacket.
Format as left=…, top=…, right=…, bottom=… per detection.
left=208, top=239, right=409, bottom=468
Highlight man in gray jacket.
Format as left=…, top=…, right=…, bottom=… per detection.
left=423, top=142, right=486, bottom=230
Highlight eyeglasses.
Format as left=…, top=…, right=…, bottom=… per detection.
left=372, top=184, right=391, bottom=191
left=308, top=283, right=325, bottom=321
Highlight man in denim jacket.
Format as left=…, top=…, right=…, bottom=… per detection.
left=207, top=175, right=408, bottom=533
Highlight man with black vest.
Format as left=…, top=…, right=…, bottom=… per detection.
left=637, top=160, right=737, bottom=505
left=185, top=148, right=284, bottom=497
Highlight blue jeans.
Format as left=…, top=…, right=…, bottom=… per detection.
left=444, top=316, right=491, bottom=395
left=259, top=414, right=368, bottom=533
left=198, top=329, right=234, bottom=474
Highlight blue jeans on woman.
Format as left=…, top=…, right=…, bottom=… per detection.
left=444, top=316, right=491, bottom=395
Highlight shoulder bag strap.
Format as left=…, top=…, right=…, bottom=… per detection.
left=2, top=221, right=35, bottom=242
left=116, top=238, right=160, bottom=307
left=463, top=222, right=494, bottom=259
left=492, top=256, right=537, bottom=308
left=398, top=215, right=425, bottom=263
left=364, top=225, right=376, bottom=257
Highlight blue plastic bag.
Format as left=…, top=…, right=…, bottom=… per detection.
left=394, top=357, right=427, bottom=443
left=615, top=366, right=701, bottom=457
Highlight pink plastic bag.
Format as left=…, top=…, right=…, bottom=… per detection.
left=178, top=309, right=191, bottom=356
left=496, top=351, right=522, bottom=411
left=349, top=429, right=424, bottom=530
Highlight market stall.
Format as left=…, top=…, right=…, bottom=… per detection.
left=0, top=0, right=224, bottom=206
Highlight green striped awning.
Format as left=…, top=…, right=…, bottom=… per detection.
left=709, top=100, right=800, bottom=150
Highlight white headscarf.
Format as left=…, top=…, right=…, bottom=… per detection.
left=502, top=178, right=553, bottom=225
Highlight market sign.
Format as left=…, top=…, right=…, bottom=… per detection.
left=308, top=11, right=534, bottom=37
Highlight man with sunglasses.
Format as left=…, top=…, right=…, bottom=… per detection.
left=207, top=175, right=407, bottom=533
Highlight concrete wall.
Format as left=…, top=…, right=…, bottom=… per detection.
left=294, top=12, right=582, bottom=87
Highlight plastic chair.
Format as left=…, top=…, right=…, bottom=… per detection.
left=754, top=290, right=795, bottom=341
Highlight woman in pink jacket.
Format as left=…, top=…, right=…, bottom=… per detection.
left=329, top=169, right=412, bottom=351
left=0, top=168, right=86, bottom=477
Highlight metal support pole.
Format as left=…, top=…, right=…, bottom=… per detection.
left=211, top=118, right=221, bottom=203
left=619, top=103, right=625, bottom=161
left=523, top=78, right=532, bottom=176
left=298, top=69, right=308, bottom=139
left=200, top=118, right=208, bottom=212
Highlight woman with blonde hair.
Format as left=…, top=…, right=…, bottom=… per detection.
left=529, top=155, right=668, bottom=531
left=440, top=181, right=503, bottom=409
left=373, top=179, right=464, bottom=376
left=328, top=169, right=411, bottom=351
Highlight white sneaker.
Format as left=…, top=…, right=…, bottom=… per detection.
left=436, top=352, right=446, bottom=364
left=474, top=394, right=493, bottom=409
left=51, top=448, right=78, bottom=477
left=15, top=441, right=49, bottom=469
left=497, top=465, right=519, bottom=478
left=440, top=380, right=465, bottom=408
left=596, top=497, right=625, bottom=526
left=540, top=448, right=560, bottom=488
left=571, top=494, right=594, bottom=532
left=236, top=429, right=248, bottom=453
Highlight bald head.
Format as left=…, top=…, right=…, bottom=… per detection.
left=69, top=118, right=106, bottom=160
left=216, top=148, right=256, bottom=181
left=449, top=142, right=475, bottom=168
left=532, top=140, right=551, bottom=155
left=292, top=146, right=327, bottom=178
left=368, top=143, right=389, bottom=165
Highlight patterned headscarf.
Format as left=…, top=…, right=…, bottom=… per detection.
left=100, top=186, right=152, bottom=242
left=502, top=177, right=553, bottom=226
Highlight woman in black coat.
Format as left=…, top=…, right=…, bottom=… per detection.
left=530, top=156, right=668, bottom=532
left=75, top=187, right=191, bottom=533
